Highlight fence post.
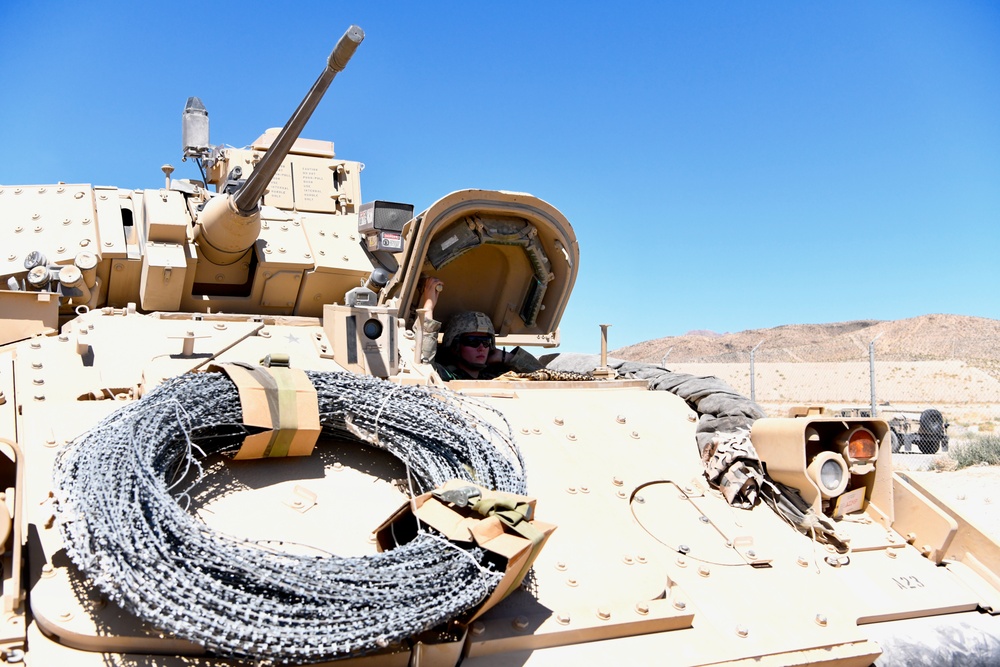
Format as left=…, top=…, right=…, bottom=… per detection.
left=750, top=340, right=764, bottom=403
left=869, top=333, right=882, bottom=416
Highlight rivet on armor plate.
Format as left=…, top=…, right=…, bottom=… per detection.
left=596, top=608, right=611, bottom=621
left=634, top=495, right=645, bottom=504
left=56, top=246, right=65, bottom=253
left=470, top=621, right=485, bottom=636
left=616, top=490, right=627, bottom=499
left=531, top=427, right=541, bottom=435
left=635, top=602, right=650, bottom=615
left=264, top=248, right=272, bottom=254
left=74, top=191, right=84, bottom=199
left=41, top=564, right=54, bottom=577
left=58, top=334, right=68, bottom=342
left=612, top=476, right=623, bottom=487
left=566, top=578, right=578, bottom=587
left=82, top=217, right=91, bottom=224
left=513, top=616, right=529, bottom=629
left=698, top=565, right=711, bottom=577
left=14, top=188, right=22, bottom=194
left=566, top=487, right=577, bottom=495
left=797, top=555, right=809, bottom=567
left=520, top=427, right=530, bottom=435
left=580, top=486, right=590, bottom=494
left=736, top=625, right=749, bottom=638
left=32, top=378, right=44, bottom=386
left=673, top=599, right=687, bottom=610
left=281, top=225, right=288, bottom=231
left=630, top=431, right=640, bottom=439
left=616, top=415, right=626, bottom=424
left=30, top=342, right=41, bottom=349
left=13, top=226, right=22, bottom=233
left=746, top=550, right=756, bottom=559
left=304, top=253, right=311, bottom=259
left=675, top=557, right=687, bottom=567
left=342, top=255, right=350, bottom=261
left=5, top=254, right=14, bottom=261
left=566, top=433, right=577, bottom=441
left=678, top=544, right=690, bottom=554
left=35, top=226, right=43, bottom=233
left=687, top=413, right=697, bottom=422
left=636, top=554, right=647, bottom=564
left=622, top=555, right=634, bottom=565
left=32, top=213, right=40, bottom=220
left=699, top=515, right=710, bottom=523
left=556, top=613, right=571, bottom=625
left=333, top=462, right=344, bottom=471
left=80, top=239, right=90, bottom=247
left=63, top=218, right=71, bottom=226
left=215, top=323, right=227, bottom=330
left=553, top=416, right=563, bottom=426
left=815, top=614, right=828, bottom=627
left=106, top=241, right=115, bottom=248
left=279, top=247, right=287, bottom=254
left=886, top=549, right=897, bottom=559
left=554, top=561, right=567, bottom=571
left=58, top=611, right=73, bottom=622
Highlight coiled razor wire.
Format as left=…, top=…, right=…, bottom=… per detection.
left=53, top=371, right=527, bottom=663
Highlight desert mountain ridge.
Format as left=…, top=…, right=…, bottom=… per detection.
left=612, top=314, right=1000, bottom=369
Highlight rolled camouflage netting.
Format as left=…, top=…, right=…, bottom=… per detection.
left=53, top=371, right=527, bottom=663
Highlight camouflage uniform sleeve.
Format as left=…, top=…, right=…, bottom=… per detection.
left=420, top=316, right=442, bottom=364
left=504, top=346, right=544, bottom=373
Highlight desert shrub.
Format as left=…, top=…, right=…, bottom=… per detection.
left=949, top=434, right=1000, bottom=469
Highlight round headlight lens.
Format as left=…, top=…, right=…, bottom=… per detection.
left=820, top=459, right=844, bottom=491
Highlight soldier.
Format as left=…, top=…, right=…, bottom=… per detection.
left=419, top=277, right=542, bottom=380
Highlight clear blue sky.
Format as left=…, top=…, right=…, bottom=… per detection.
left=2, top=1, right=997, bottom=354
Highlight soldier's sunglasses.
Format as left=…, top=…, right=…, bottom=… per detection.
left=459, top=334, right=494, bottom=349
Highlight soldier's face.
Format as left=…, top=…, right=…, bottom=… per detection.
left=458, top=334, right=491, bottom=368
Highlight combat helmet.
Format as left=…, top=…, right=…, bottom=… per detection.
left=442, top=311, right=495, bottom=348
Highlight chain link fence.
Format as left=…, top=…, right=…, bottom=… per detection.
left=664, top=336, right=1000, bottom=431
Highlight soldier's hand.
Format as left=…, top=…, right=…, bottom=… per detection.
left=421, top=277, right=443, bottom=312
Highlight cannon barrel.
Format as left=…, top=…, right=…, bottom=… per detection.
left=234, top=25, right=364, bottom=214
left=194, top=25, right=364, bottom=265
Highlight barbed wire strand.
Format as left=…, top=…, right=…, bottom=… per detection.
left=53, top=371, right=527, bottom=663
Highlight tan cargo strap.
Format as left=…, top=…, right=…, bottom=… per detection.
left=472, top=493, right=545, bottom=599
left=212, top=361, right=321, bottom=459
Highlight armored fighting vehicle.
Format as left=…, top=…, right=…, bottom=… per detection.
left=1, top=25, right=999, bottom=667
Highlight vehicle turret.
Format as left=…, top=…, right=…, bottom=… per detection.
left=191, top=25, right=363, bottom=267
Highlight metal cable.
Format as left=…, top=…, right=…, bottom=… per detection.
left=53, top=371, right=526, bottom=663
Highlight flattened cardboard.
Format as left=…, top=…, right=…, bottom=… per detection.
left=208, top=363, right=321, bottom=459
left=375, top=481, right=556, bottom=622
